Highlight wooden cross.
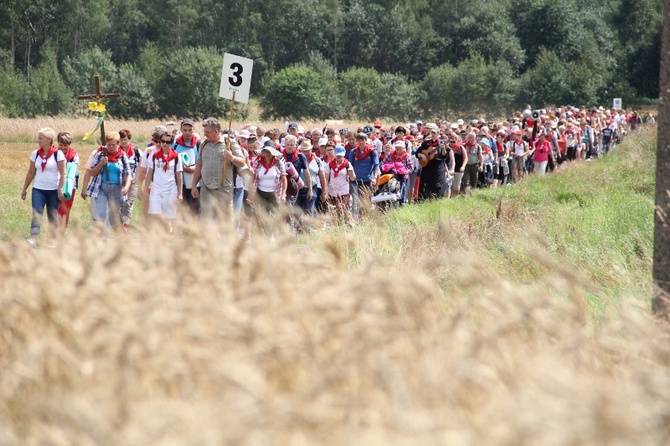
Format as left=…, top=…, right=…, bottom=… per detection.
left=77, top=75, right=120, bottom=146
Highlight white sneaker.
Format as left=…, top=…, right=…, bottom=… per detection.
left=26, top=238, right=38, bottom=248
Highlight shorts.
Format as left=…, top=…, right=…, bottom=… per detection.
left=148, top=191, right=178, bottom=219
left=446, top=175, right=454, bottom=190
left=513, top=156, right=525, bottom=176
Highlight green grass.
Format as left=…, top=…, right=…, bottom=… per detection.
left=314, top=129, right=657, bottom=316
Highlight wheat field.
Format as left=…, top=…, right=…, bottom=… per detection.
left=1, top=119, right=668, bottom=445
left=0, top=218, right=668, bottom=445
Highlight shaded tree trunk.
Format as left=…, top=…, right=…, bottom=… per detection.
left=10, top=20, right=15, bottom=67
left=652, top=0, right=670, bottom=321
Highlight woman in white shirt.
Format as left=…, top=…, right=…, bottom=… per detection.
left=249, top=140, right=287, bottom=234
left=20, top=128, right=66, bottom=248
left=325, top=144, right=356, bottom=224
left=145, top=133, right=184, bottom=232
left=299, top=139, right=327, bottom=217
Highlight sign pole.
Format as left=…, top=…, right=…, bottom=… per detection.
left=219, top=53, right=253, bottom=190
left=222, top=92, right=236, bottom=187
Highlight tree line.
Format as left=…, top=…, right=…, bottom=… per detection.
left=0, top=0, right=661, bottom=120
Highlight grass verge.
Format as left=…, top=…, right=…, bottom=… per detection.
left=315, top=128, right=656, bottom=317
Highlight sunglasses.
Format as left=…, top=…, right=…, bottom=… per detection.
left=161, top=139, right=173, bottom=144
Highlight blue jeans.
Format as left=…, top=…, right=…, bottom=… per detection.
left=399, top=177, right=407, bottom=204
left=296, top=184, right=317, bottom=217
left=94, top=182, right=122, bottom=228
left=31, top=188, right=60, bottom=235
left=352, top=180, right=372, bottom=219
left=233, top=187, right=244, bottom=225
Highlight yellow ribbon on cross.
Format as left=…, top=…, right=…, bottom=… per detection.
left=82, top=102, right=107, bottom=141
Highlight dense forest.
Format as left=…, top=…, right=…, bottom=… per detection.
left=0, top=0, right=662, bottom=120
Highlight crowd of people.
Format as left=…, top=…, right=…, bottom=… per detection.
left=20, top=106, right=655, bottom=246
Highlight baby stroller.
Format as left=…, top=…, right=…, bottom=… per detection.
left=372, top=162, right=406, bottom=212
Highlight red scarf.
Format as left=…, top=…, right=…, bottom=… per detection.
left=154, top=148, right=178, bottom=171
left=354, top=143, right=373, bottom=161
left=259, top=156, right=277, bottom=175
left=175, top=134, right=198, bottom=149
left=329, top=158, right=349, bottom=177
left=305, top=152, right=315, bottom=164
left=98, top=146, right=123, bottom=163
left=124, top=143, right=136, bottom=159
left=248, top=152, right=259, bottom=166
left=283, top=149, right=299, bottom=164
left=37, top=146, right=57, bottom=172
left=390, top=150, right=408, bottom=162
left=62, top=147, right=77, bottom=163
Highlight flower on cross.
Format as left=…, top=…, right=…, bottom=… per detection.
left=87, top=101, right=107, bottom=115
left=82, top=101, right=108, bottom=141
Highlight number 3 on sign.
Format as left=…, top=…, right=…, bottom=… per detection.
left=219, top=53, right=253, bottom=104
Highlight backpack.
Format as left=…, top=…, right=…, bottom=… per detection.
left=128, top=147, right=141, bottom=177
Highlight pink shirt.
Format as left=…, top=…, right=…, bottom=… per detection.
left=533, top=140, right=551, bottom=162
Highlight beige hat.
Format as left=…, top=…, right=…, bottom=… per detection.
left=299, top=139, right=313, bottom=151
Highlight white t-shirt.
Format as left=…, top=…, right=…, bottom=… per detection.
left=615, top=114, right=625, bottom=125
left=31, top=149, right=65, bottom=190
left=257, top=164, right=280, bottom=193
left=305, top=154, right=323, bottom=188
left=235, top=147, right=249, bottom=188
left=325, top=160, right=353, bottom=197
left=148, top=152, right=183, bottom=196
left=509, top=140, right=527, bottom=156
left=140, top=145, right=157, bottom=170
left=85, top=148, right=99, bottom=169
left=372, top=137, right=382, bottom=153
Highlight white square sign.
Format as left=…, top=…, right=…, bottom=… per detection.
left=219, top=53, right=253, bottom=104
left=613, top=98, right=622, bottom=109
